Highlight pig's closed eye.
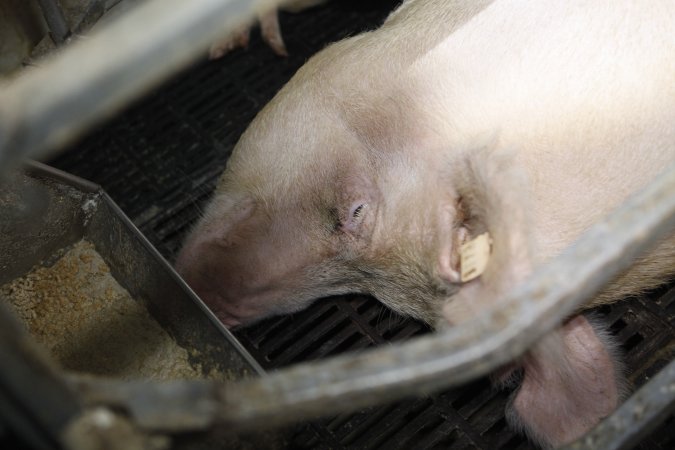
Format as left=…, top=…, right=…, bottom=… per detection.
left=331, top=202, right=369, bottom=234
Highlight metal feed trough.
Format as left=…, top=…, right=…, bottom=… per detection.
left=0, top=162, right=273, bottom=449
left=0, top=1, right=674, bottom=449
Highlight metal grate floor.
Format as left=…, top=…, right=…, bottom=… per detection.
left=50, top=1, right=675, bottom=449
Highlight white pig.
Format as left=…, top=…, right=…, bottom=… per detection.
left=177, top=0, right=675, bottom=447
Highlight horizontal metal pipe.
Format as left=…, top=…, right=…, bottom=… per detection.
left=76, top=163, right=675, bottom=432
left=0, top=0, right=281, bottom=177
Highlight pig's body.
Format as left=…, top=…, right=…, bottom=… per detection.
left=178, top=0, right=675, bottom=448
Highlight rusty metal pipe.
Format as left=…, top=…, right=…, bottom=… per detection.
left=0, top=0, right=282, bottom=178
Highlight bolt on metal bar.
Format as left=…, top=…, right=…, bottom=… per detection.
left=75, top=162, right=675, bottom=433
left=0, top=0, right=283, bottom=177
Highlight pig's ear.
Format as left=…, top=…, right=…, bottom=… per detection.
left=506, top=315, right=627, bottom=449
left=441, top=146, right=536, bottom=321
left=437, top=201, right=469, bottom=284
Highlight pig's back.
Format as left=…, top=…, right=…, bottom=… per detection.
left=403, top=0, right=675, bottom=299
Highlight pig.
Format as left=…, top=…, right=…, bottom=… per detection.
left=177, top=0, right=675, bottom=447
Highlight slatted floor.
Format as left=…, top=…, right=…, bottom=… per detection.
left=49, top=1, right=675, bottom=448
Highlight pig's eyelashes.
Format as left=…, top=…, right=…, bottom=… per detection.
left=342, top=202, right=368, bottom=233
left=329, top=201, right=371, bottom=235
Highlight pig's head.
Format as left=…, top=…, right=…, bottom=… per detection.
left=176, top=39, right=468, bottom=328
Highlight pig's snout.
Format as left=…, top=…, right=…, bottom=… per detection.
left=175, top=241, right=252, bottom=327
left=175, top=200, right=325, bottom=328
left=176, top=238, right=288, bottom=328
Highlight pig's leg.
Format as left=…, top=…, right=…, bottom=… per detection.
left=505, top=315, right=626, bottom=449
left=208, top=0, right=329, bottom=58
left=210, top=25, right=252, bottom=59
left=209, top=10, right=287, bottom=59
left=259, top=10, right=288, bottom=56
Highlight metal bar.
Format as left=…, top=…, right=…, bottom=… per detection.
left=76, top=163, right=675, bottom=432
left=73, top=0, right=108, bottom=35
left=0, top=0, right=283, bottom=177
left=0, top=304, right=82, bottom=448
left=562, top=358, right=675, bottom=450
left=70, top=377, right=219, bottom=432
left=37, top=0, right=71, bottom=45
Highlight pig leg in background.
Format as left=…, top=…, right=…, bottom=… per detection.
left=503, top=315, right=627, bottom=449
left=210, top=9, right=286, bottom=59
left=441, top=149, right=626, bottom=448
left=209, top=0, right=326, bottom=59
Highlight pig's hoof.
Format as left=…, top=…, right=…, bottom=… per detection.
left=210, top=10, right=287, bottom=59
left=209, top=27, right=251, bottom=59
left=259, top=10, right=288, bottom=56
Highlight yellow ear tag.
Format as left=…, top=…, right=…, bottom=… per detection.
left=460, top=232, right=493, bottom=282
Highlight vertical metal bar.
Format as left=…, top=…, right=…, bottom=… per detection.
left=73, top=0, right=107, bottom=35
left=0, top=0, right=282, bottom=179
left=0, top=304, right=82, bottom=448
left=36, top=0, right=71, bottom=45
